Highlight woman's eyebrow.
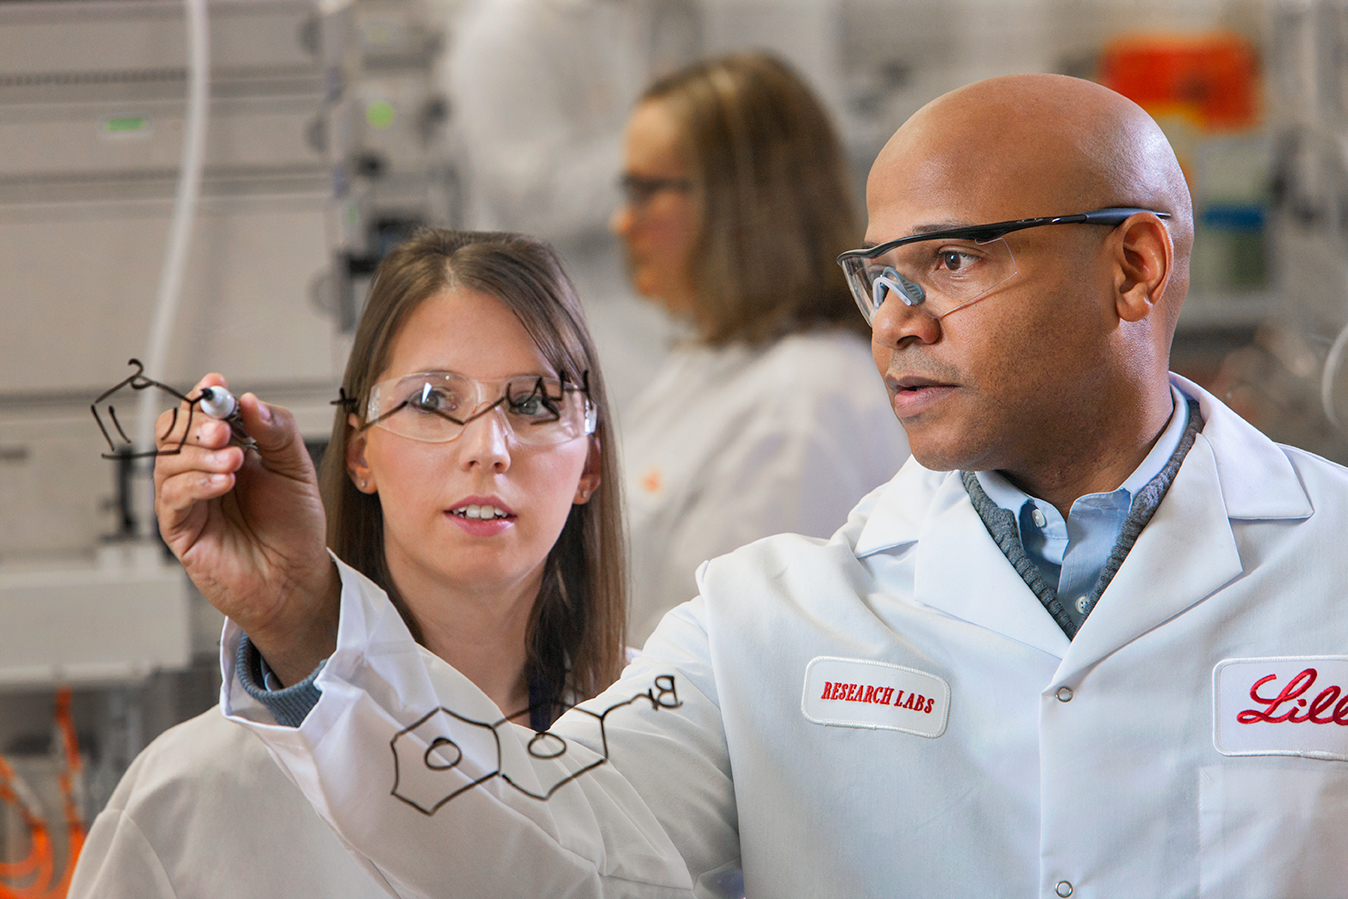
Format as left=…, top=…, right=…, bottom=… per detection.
left=398, top=369, right=558, bottom=379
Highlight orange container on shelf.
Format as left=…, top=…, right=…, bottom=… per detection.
left=1099, top=32, right=1259, bottom=133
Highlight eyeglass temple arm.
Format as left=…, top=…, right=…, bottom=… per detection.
left=979, top=207, right=1174, bottom=239
left=1073, top=207, right=1172, bottom=225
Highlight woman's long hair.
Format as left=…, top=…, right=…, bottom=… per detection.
left=641, top=51, right=866, bottom=345
left=319, top=229, right=626, bottom=722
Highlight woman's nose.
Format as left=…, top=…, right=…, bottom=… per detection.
left=610, top=204, right=634, bottom=238
left=457, top=407, right=512, bottom=471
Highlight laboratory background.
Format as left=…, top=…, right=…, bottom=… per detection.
left=0, top=0, right=1344, bottom=888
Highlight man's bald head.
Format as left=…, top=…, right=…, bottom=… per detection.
left=864, top=74, right=1197, bottom=505
left=871, top=73, right=1194, bottom=327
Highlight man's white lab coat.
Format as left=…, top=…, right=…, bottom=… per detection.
left=224, top=375, right=1348, bottom=898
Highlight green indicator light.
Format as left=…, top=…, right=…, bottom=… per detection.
left=366, top=100, right=396, bottom=132
left=103, top=116, right=149, bottom=134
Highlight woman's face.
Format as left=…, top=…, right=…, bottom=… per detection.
left=610, top=99, right=700, bottom=318
left=347, top=287, right=600, bottom=612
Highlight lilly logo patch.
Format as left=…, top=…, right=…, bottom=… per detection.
left=801, top=656, right=949, bottom=738
left=1214, top=657, right=1348, bottom=760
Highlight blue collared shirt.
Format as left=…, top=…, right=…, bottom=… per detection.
left=974, top=385, right=1189, bottom=620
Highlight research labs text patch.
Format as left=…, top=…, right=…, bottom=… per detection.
left=801, top=656, right=949, bottom=738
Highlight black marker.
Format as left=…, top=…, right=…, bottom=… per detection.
left=198, top=386, right=258, bottom=451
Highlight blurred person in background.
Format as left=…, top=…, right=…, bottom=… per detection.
left=444, top=0, right=700, bottom=417
left=611, top=52, right=909, bottom=643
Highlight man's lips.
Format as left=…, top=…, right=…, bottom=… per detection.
left=890, top=375, right=953, bottom=391
left=887, top=376, right=957, bottom=416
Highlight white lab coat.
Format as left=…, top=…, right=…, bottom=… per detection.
left=446, top=0, right=697, bottom=415
left=622, top=329, right=909, bottom=643
left=223, top=374, right=1348, bottom=898
left=69, top=709, right=392, bottom=899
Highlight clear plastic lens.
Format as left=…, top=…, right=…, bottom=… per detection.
left=366, top=372, right=593, bottom=446
left=842, top=236, right=1017, bottom=324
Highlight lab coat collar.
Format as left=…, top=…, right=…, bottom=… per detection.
left=852, top=374, right=1312, bottom=662
left=853, top=456, right=944, bottom=558
left=855, top=373, right=1310, bottom=556
left=1172, top=373, right=1311, bottom=520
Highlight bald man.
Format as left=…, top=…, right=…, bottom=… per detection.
left=208, top=75, right=1348, bottom=898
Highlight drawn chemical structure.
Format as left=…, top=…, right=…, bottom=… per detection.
left=91, top=358, right=256, bottom=459
left=390, top=675, right=681, bottom=815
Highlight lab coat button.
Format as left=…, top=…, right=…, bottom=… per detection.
left=1056, top=686, right=1073, bottom=702
left=1055, top=881, right=1073, bottom=897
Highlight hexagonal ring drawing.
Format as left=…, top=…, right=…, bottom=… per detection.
left=389, top=674, right=682, bottom=815
left=391, top=706, right=503, bottom=814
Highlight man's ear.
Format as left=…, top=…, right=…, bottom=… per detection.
left=1112, top=213, right=1173, bottom=323
left=346, top=413, right=376, bottom=493
left=573, top=434, right=602, bottom=505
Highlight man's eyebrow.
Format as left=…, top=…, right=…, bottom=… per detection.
left=862, top=220, right=979, bottom=249
left=912, top=220, right=973, bottom=234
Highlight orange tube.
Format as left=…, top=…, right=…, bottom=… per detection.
left=0, top=687, right=86, bottom=899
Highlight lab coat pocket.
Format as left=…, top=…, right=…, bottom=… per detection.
left=1198, top=764, right=1348, bottom=899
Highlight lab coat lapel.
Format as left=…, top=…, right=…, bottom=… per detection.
left=912, top=473, right=1071, bottom=659
left=1054, top=434, right=1239, bottom=681
left=1055, top=380, right=1312, bottom=682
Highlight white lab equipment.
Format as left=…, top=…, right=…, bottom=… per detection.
left=0, top=0, right=450, bottom=848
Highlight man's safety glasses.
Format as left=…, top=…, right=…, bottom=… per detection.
left=362, top=371, right=597, bottom=446
left=836, top=207, right=1171, bottom=325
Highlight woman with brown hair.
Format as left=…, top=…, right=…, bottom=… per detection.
left=70, top=229, right=626, bottom=898
left=611, top=52, right=908, bottom=643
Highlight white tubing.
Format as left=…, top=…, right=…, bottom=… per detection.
left=1322, top=310, right=1348, bottom=431
left=135, top=0, right=209, bottom=535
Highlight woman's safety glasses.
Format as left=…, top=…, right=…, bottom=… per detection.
left=836, top=207, right=1171, bottom=325
left=362, top=371, right=597, bottom=446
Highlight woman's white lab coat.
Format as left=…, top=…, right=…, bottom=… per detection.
left=223, top=376, right=1348, bottom=898
left=69, top=709, right=392, bottom=898
left=622, top=329, right=908, bottom=643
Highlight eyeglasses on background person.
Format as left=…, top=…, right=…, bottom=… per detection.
left=836, top=207, right=1171, bottom=324
left=362, top=371, right=597, bottom=446
left=618, top=174, right=692, bottom=210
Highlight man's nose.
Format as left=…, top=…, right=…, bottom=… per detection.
left=870, top=290, right=941, bottom=348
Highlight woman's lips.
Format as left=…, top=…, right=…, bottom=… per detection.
left=445, top=497, right=516, bottom=535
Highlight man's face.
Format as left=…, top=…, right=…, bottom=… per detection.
left=863, top=134, right=1119, bottom=477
